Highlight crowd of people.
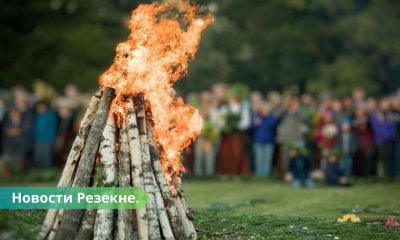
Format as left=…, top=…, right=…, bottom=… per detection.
left=0, top=83, right=93, bottom=177
left=185, top=84, right=400, bottom=187
left=1, top=82, right=400, bottom=187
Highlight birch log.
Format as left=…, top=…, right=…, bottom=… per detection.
left=47, top=209, right=63, bottom=240
left=173, top=196, right=196, bottom=240
left=38, top=93, right=101, bottom=240
left=58, top=91, right=102, bottom=187
left=154, top=175, right=174, bottom=240
left=147, top=126, right=185, bottom=240
left=116, top=119, right=134, bottom=240
left=55, top=87, right=115, bottom=240
left=93, top=112, right=117, bottom=240
left=178, top=190, right=194, bottom=220
left=75, top=210, right=97, bottom=240
left=126, top=99, right=148, bottom=240
left=135, top=95, right=161, bottom=240
left=171, top=175, right=196, bottom=237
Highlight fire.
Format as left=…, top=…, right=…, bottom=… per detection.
left=99, top=1, right=213, bottom=176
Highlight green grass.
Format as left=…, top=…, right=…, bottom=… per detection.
left=1, top=178, right=400, bottom=239
left=183, top=178, right=400, bottom=239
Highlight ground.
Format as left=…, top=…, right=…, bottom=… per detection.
left=184, top=178, right=400, bottom=239
left=0, top=176, right=399, bottom=239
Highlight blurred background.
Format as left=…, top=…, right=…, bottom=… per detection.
left=2, top=0, right=400, bottom=93
left=1, top=1, right=400, bottom=238
left=1, top=0, right=400, bottom=182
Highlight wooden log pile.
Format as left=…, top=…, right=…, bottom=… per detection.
left=38, top=88, right=197, bottom=240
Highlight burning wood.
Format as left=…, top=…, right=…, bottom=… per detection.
left=38, top=89, right=198, bottom=240
left=38, top=1, right=213, bottom=239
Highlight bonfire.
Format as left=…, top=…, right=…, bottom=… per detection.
left=38, top=1, right=213, bottom=239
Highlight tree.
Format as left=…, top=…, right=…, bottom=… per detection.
left=0, top=0, right=150, bottom=91
left=1, top=0, right=400, bottom=95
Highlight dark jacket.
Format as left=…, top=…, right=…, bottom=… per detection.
left=336, top=131, right=358, bottom=156
left=289, top=156, right=311, bottom=180
left=325, top=162, right=343, bottom=186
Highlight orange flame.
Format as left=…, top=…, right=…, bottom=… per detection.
left=99, top=1, right=213, bottom=176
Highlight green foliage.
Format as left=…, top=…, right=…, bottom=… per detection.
left=182, top=0, right=400, bottom=95
left=307, top=56, right=379, bottom=96
left=0, top=0, right=151, bottom=91
left=287, top=140, right=309, bottom=156
left=221, top=112, right=240, bottom=134
left=1, top=0, right=400, bottom=94
left=201, top=119, right=219, bottom=142
left=227, top=83, right=250, bottom=100
left=0, top=210, right=45, bottom=240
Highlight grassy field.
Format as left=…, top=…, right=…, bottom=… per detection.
left=1, top=178, right=400, bottom=239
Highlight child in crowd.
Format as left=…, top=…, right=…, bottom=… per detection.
left=1, top=108, right=25, bottom=171
left=251, top=102, right=278, bottom=176
left=337, top=119, right=357, bottom=177
left=325, top=149, right=350, bottom=186
left=288, top=143, right=315, bottom=188
left=33, top=101, right=58, bottom=169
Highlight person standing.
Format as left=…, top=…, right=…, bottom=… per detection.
left=352, top=106, right=375, bottom=176
left=53, top=98, right=77, bottom=167
left=8, top=87, right=34, bottom=168
left=370, top=98, right=397, bottom=178
left=33, top=101, right=58, bottom=169
left=1, top=108, right=26, bottom=172
left=277, top=99, right=307, bottom=175
left=216, top=84, right=251, bottom=176
left=337, top=119, right=357, bottom=177
left=314, top=109, right=339, bottom=168
left=391, top=96, right=400, bottom=178
left=193, top=92, right=221, bottom=177
left=251, top=102, right=278, bottom=177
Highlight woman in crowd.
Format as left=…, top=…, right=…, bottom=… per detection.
left=193, top=92, right=222, bottom=177
left=277, top=98, right=307, bottom=175
left=314, top=109, right=339, bottom=168
left=216, top=84, right=251, bottom=176
left=370, top=98, right=397, bottom=178
left=352, top=106, right=375, bottom=176
left=1, top=108, right=26, bottom=171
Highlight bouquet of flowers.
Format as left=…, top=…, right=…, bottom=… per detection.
left=201, top=119, right=219, bottom=143
left=322, top=123, right=338, bottom=139
left=221, top=112, right=241, bottom=134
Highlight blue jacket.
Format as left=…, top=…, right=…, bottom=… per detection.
left=34, top=109, right=58, bottom=144
left=370, top=112, right=397, bottom=145
left=251, top=114, right=278, bottom=144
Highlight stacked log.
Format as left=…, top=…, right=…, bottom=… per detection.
left=38, top=88, right=197, bottom=240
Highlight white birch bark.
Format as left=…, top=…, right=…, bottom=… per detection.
left=116, top=120, right=134, bottom=240
left=154, top=175, right=174, bottom=240
left=126, top=99, right=148, bottom=240
left=135, top=95, right=161, bottom=240
left=75, top=210, right=96, bottom=240
left=93, top=112, right=117, bottom=240
left=147, top=124, right=185, bottom=240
